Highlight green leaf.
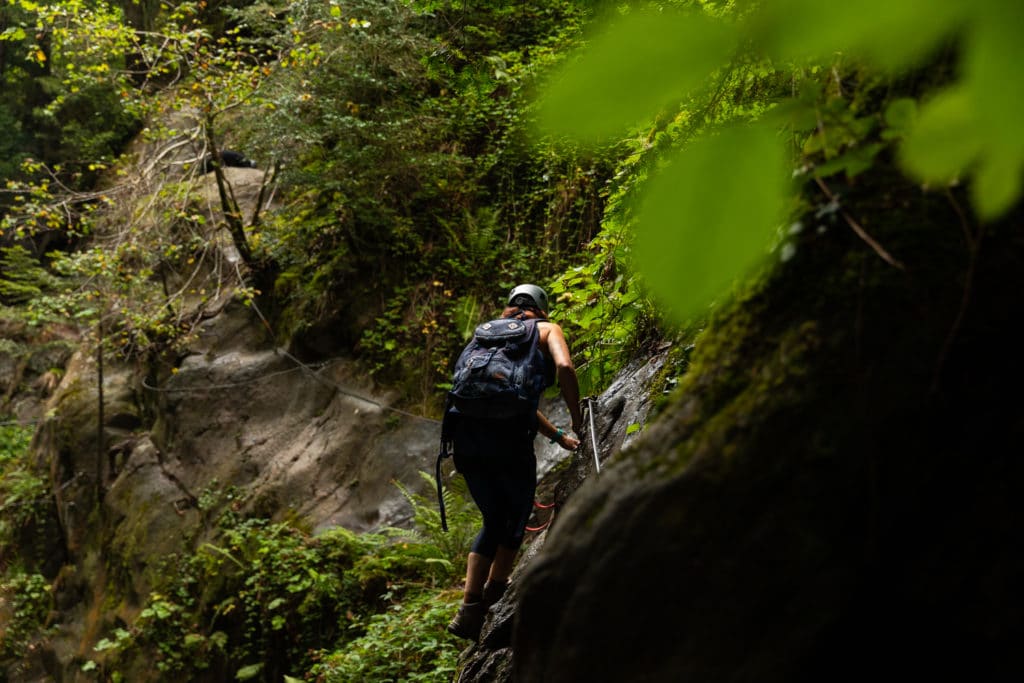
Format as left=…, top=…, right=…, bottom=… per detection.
left=1, top=26, right=27, bottom=41
left=236, top=663, right=264, bottom=681
left=535, top=9, right=734, bottom=143
left=971, top=152, right=1024, bottom=221
left=813, top=143, right=883, bottom=179
left=965, top=2, right=1024, bottom=143
left=183, top=633, right=205, bottom=647
left=749, top=0, right=966, bottom=71
left=961, top=3, right=1024, bottom=218
left=899, top=86, right=981, bottom=183
left=882, top=98, right=917, bottom=140
left=634, top=125, right=787, bottom=321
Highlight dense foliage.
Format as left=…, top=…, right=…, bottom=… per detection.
left=2, top=0, right=627, bottom=406
left=0, top=422, right=53, bottom=662
left=537, top=0, right=1020, bottom=321
left=78, top=477, right=479, bottom=681
left=235, top=0, right=620, bottom=400
left=3, top=0, right=1021, bottom=679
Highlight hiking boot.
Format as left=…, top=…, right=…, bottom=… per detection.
left=446, top=601, right=487, bottom=641
left=482, top=580, right=509, bottom=607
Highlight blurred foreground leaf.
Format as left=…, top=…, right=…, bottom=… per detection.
left=748, top=0, right=965, bottom=71
left=634, top=125, right=787, bottom=321
left=535, top=9, right=733, bottom=143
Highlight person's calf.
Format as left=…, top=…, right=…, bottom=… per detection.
left=482, top=579, right=509, bottom=607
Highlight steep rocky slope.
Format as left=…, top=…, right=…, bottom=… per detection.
left=22, top=278, right=463, bottom=669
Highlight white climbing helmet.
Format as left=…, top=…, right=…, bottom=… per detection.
left=508, top=284, right=549, bottom=313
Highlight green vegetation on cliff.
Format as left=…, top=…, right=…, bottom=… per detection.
left=2, top=0, right=1022, bottom=680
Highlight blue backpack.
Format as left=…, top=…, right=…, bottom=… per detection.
left=448, top=316, right=549, bottom=418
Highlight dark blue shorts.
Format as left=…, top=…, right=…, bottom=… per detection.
left=451, top=414, right=537, bottom=557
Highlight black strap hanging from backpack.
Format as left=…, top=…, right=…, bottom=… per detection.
left=436, top=396, right=455, bottom=532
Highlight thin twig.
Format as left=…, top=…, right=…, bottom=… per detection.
left=815, top=177, right=905, bottom=270
left=931, top=189, right=982, bottom=395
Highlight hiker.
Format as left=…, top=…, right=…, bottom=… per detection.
left=445, top=283, right=583, bottom=641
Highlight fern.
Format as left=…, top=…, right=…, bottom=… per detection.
left=391, top=472, right=479, bottom=579
left=0, top=245, right=59, bottom=305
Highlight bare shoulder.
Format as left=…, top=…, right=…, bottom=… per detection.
left=536, top=319, right=566, bottom=346
left=536, top=319, right=558, bottom=334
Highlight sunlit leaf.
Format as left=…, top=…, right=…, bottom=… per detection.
left=634, top=125, right=787, bottom=321
left=962, top=3, right=1024, bottom=218
left=881, top=97, right=917, bottom=141
left=535, top=9, right=734, bottom=143
left=236, top=662, right=263, bottom=680
left=971, top=153, right=1023, bottom=221
left=1, top=26, right=27, bottom=41
left=899, top=86, right=980, bottom=184
left=749, top=0, right=965, bottom=70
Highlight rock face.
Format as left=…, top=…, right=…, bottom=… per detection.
left=31, top=298, right=444, bottom=678
left=504, top=178, right=1024, bottom=682
left=0, top=316, right=77, bottom=423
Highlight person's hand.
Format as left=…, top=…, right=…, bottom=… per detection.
left=559, top=433, right=580, bottom=451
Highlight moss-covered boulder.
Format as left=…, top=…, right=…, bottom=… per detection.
left=512, top=172, right=1024, bottom=682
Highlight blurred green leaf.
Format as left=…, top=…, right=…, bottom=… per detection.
left=634, top=125, right=787, bottom=321
left=962, top=4, right=1024, bottom=218
left=535, top=9, right=734, bottom=143
left=813, top=143, right=883, bottom=179
left=965, top=2, right=1024, bottom=143
left=971, top=152, right=1023, bottom=221
left=882, top=98, right=917, bottom=140
left=749, top=0, right=965, bottom=70
left=899, top=86, right=980, bottom=183
left=235, top=663, right=263, bottom=681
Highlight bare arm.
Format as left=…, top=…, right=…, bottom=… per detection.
left=536, top=410, right=579, bottom=451
left=540, top=322, right=583, bottom=433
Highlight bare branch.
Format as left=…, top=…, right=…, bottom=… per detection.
left=814, top=177, right=905, bottom=270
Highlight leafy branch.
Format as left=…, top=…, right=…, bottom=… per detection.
left=533, top=0, right=1024, bottom=321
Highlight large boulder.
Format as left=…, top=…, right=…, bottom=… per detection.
left=510, top=175, right=1024, bottom=682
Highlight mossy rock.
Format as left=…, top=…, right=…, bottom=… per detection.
left=512, top=170, right=1024, bottom=683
